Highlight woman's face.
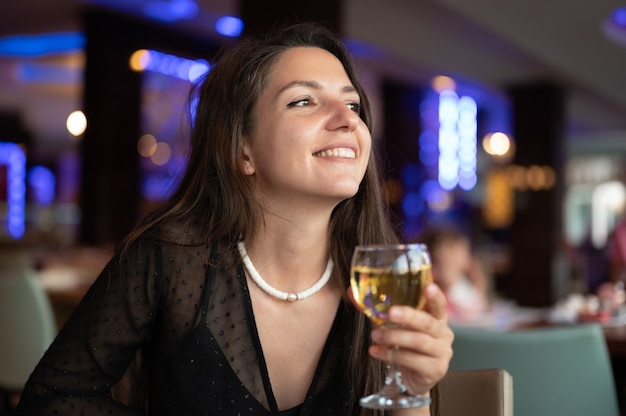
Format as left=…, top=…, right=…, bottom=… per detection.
left=241, top=46, right=372, bottom=210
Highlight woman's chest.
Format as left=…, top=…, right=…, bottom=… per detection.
left=252, top=294, right=341, bottom=409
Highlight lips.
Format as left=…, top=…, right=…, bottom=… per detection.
left=312, top=147, right=356, bottom=159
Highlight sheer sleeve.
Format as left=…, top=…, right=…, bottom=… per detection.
left=15, top=238, right=162, bottom=416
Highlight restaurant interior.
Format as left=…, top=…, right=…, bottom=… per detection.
left=2, top=0, right=626, bottom=414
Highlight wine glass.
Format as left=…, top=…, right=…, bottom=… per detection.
left=350, top=243, right=433, bottom=409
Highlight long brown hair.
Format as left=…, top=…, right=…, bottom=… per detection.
left=119, top=22, right=401, bottom=416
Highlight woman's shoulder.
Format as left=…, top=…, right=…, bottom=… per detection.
left=114, top=219, right=211, bottom=264
left=151, top=218, right=207, bottom=245
left=116, top=219, right=239, bottom=275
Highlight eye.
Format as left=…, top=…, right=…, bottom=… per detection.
left=347, top=102, right=361, bottom=113
left=287, top=98, right=312, bottom=108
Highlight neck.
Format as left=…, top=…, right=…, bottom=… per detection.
left=244, top=199, right=334, bottom=286
left=238, top=241, right=334, bottom=302
left=243, top=234, right=331, bottom=293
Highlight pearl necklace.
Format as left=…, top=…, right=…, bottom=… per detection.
left=237, top=241, right=334, bottom=302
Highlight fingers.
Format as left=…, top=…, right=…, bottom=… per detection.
left=423, top=283, right=448, bottom=321
left=368, top=307, right=454, bottom=393
left=368, top=327, right=453, bottom=393
left=370, top=319, right=454, bottom=359
left=368, top=282, right=454, bottom=366
left=396, top=348, right=451, bottom=389
left=358, top=282, right=454, bottom=394
left=382, top=283, right=448, bottom=332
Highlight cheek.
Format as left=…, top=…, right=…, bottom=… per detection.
left=359, top=128, right=373, bottom=164
left=249, top=125, right=281, bottom=160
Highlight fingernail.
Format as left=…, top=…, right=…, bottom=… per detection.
left=370, top=345, right=383, bottom=357
left=389, top=307, right=404, bottom=319
left=426, top=284, right=438, bottom=295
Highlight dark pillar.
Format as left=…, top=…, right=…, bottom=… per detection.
left=239, top=0, right=342, bottom=36
left=80, top=11, right=142, bottom=245
left=0, top=112, right=32, bottom=148
left=80, top=8, right=219, bottom=245
left=507, top=81, right=566, bottom=307
left=381, top=80, right=425, bottom=239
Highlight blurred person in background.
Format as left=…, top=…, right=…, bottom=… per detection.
left=418, top=226, right=490, bottom=323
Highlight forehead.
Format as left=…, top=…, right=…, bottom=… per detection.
left=267, top=46, right=351, bottom=86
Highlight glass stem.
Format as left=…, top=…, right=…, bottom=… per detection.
left=384, top=345, right=408, bottom=393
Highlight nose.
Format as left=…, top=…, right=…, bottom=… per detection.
left=326, top=100, right=361, bottom=132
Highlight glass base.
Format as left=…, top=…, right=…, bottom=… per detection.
left=359, top=392, right=432, bottom=409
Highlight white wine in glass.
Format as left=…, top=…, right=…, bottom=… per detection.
left=350, top=243, right=433, bottom=409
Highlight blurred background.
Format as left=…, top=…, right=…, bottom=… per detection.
left=2, top=0, right=626, bottom=309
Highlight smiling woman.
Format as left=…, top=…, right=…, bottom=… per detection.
left=240, top=46, right=371, bottom=207
left=14, top=22, right=454, bottom=416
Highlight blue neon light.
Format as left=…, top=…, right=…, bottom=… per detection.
left=611, top=7, right=626, bottom=27
left=345, top=39, right=388, bottom=61
left=16, top=62, right=80, bottom=84
left=215, top=16, right=244, bottom=37
left=144, top=50, right=210, bottom=83
left=402, top=192, right=425, bottom=218
left=437, top=89, right=477, bottom=191
left=0, top=32, right=85, bottom=57
left=0, top=143, right=26, bottom=238
left=142, top=0, right=199, bottom=22
left=28, top=166, right=56, bottom=206
left=421, top=179, right=447, bottom=205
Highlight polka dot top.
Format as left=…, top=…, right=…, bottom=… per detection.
left=16, top=226, right=356, bottom=415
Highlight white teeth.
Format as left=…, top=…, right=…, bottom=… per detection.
left=313, top=147, right=356, bottom=159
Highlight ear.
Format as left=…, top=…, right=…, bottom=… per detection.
left=240, top=138, right=256, bottom=176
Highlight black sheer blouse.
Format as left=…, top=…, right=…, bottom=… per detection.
left=16, top=228, right=357, bottom=415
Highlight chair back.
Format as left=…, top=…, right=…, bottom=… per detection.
left=437, top=368, right=513, bottom=416
left=450, top=324, right=618, bottom=416
left=0, top=250, right=56, bottom=391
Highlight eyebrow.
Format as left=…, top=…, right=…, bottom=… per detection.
left=277, top=80, right=358, bottom=95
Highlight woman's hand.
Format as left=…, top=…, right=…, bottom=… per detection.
left=367, top=283, right=454, bottom=395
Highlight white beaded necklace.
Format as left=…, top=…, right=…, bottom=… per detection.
left=237, top=241, right=334, bottom=302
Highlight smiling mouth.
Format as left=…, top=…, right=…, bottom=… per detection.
left=312, top=147, right=356, bottom=159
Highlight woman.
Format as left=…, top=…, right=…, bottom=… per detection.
left=16, top=22, right=453, bottom=416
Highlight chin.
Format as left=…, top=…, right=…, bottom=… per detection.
left=332, top=187, right=360, bottom=201
left=319, top=178, right=362, bottom=202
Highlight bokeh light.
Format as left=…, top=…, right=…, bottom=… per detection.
left=129, top=49, right=150, bottom=71
left=66, top=110, right=87, bottom=136
left=215, top=16, right=244, bottom=37
left=137, top=134, right=158, bottom=157
left=431, top=75, right=456, bottom=93
left=150, top=142, right=172, bottom=166
left=483, top=132, right=511, bottom=156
